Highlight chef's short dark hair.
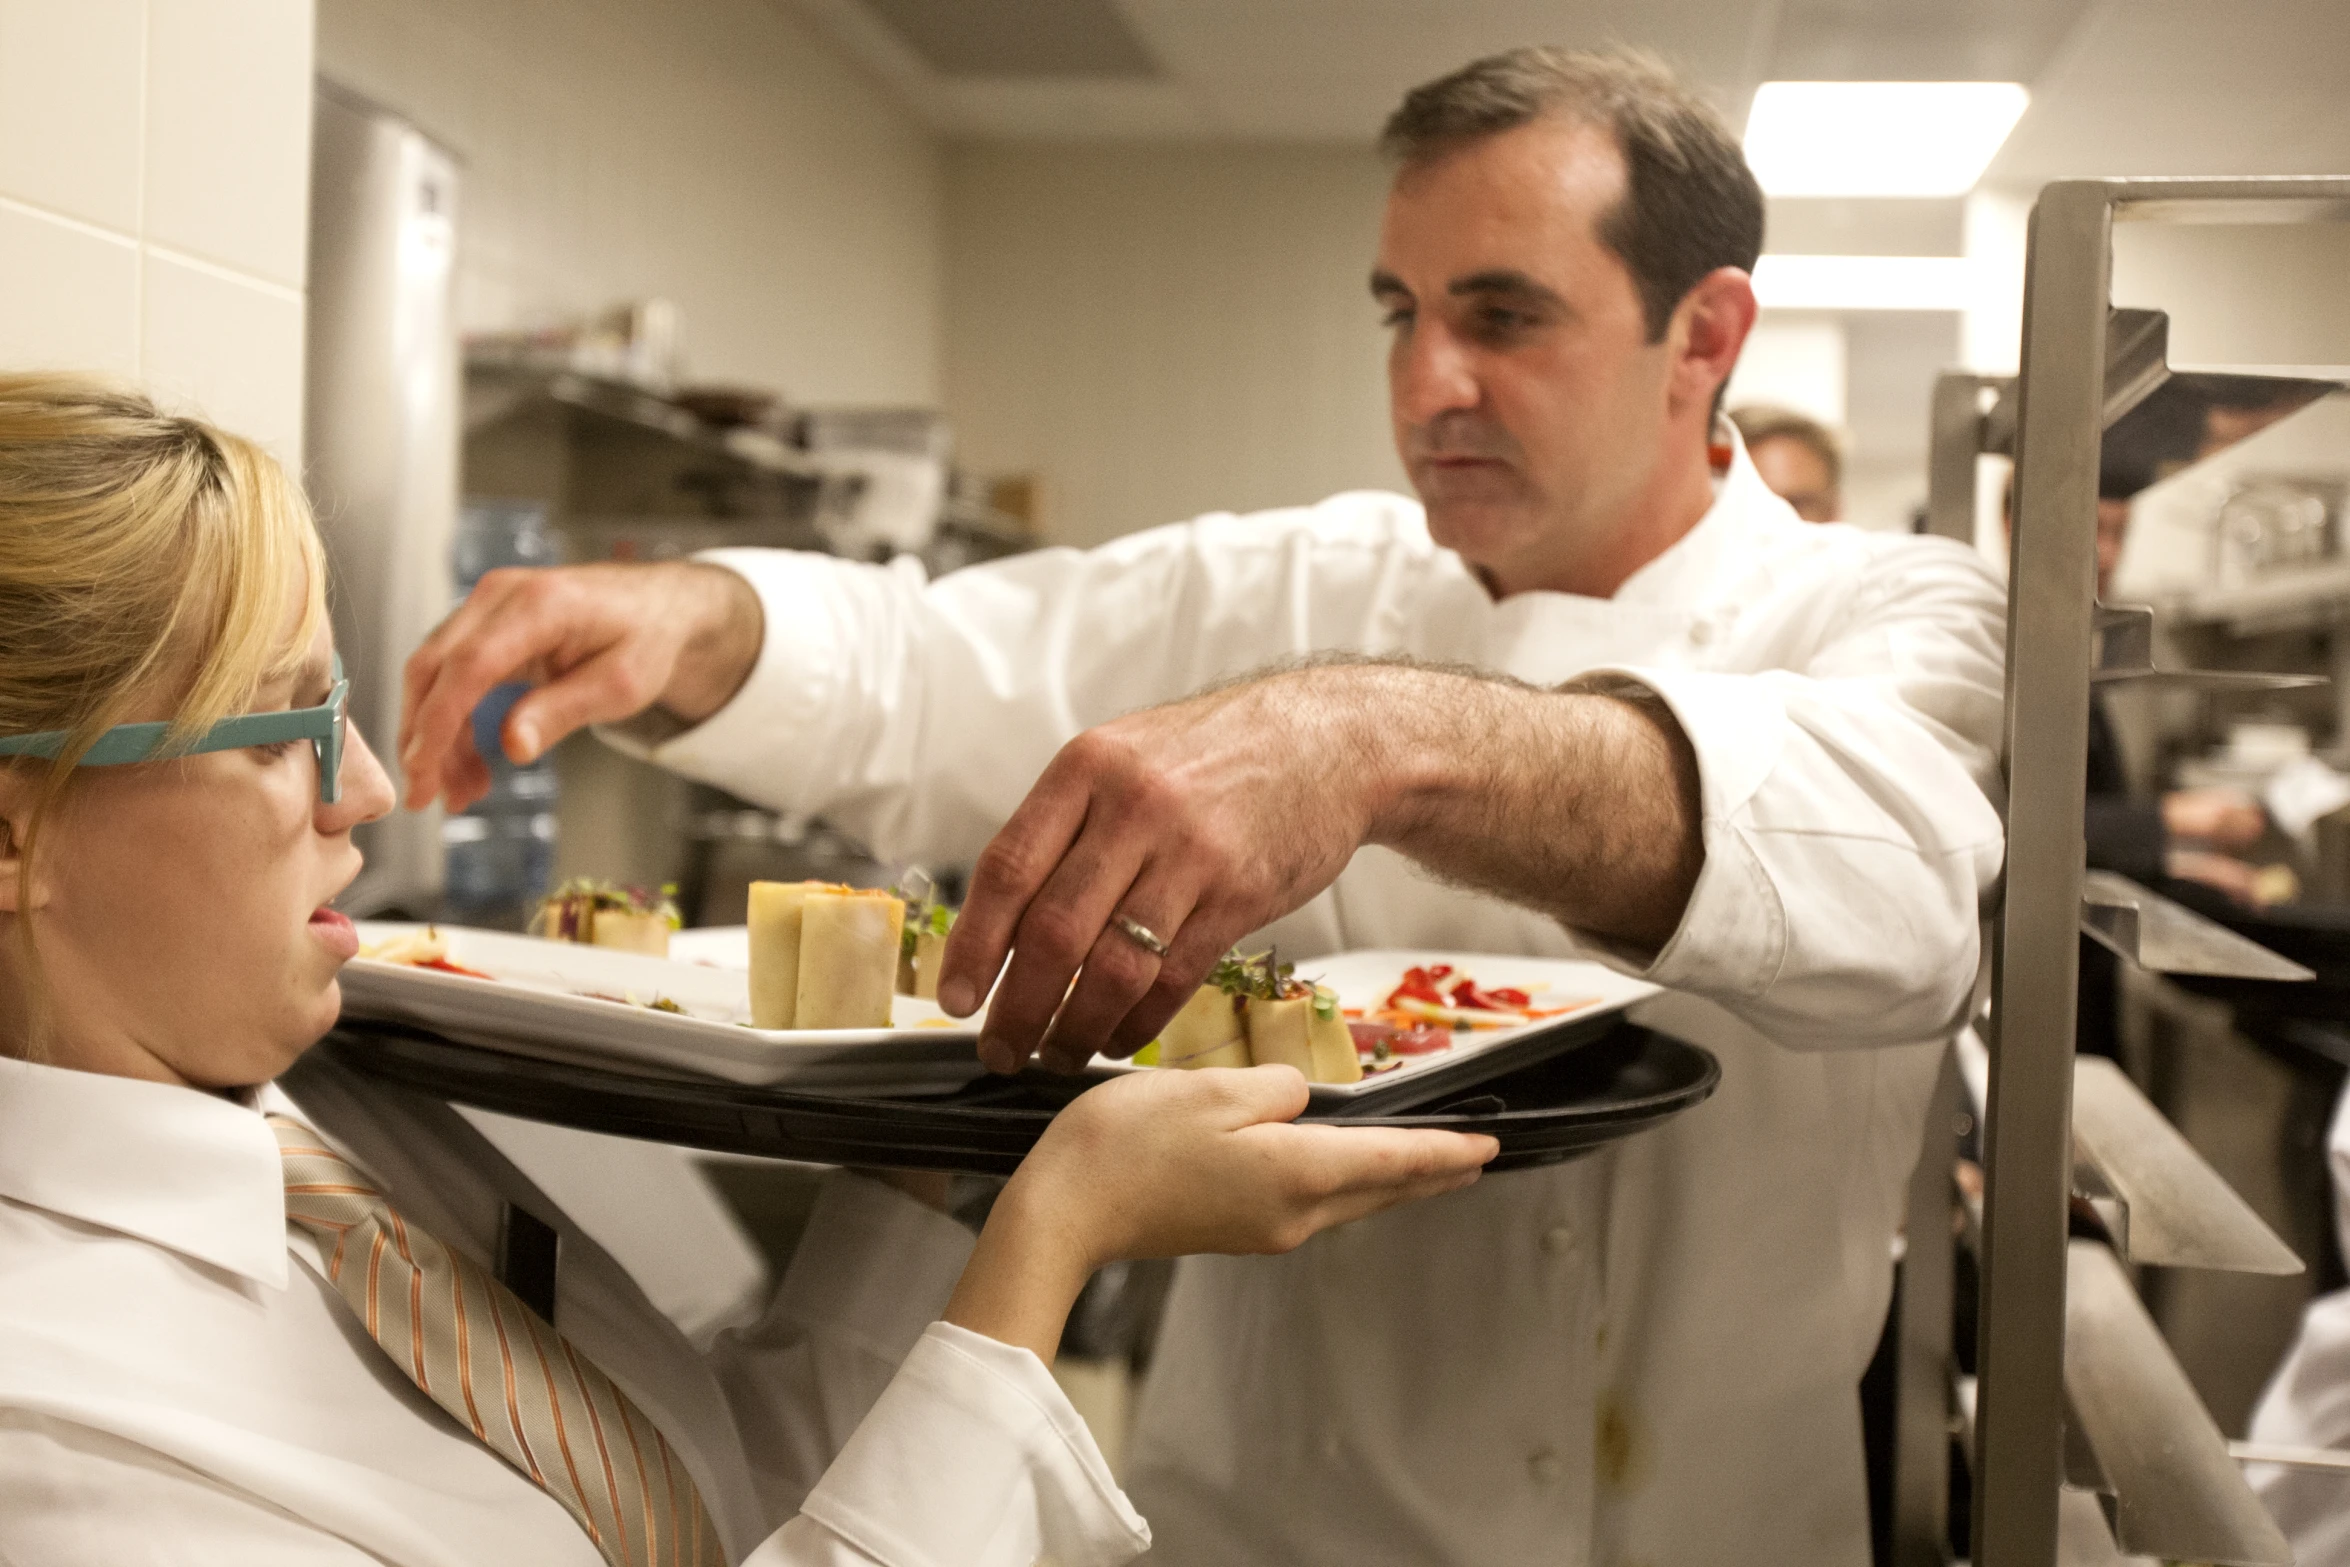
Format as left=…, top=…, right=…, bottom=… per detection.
left=1380, top=48, right=1764, bottom=345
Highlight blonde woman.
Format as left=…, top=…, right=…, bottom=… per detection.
left=0, top=375, right=1496, bottom=1567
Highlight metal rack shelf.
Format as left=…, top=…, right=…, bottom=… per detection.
left=2064, top=1240, right=2293, bottom=1565
left=2069, top=1057, right=2302, bottom=1273
left=1908, top=175, right=2350, bottom=1567
left=2078, top=871, right=2316, bottom=981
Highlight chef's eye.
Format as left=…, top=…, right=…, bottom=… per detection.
left=1380, top=304, right=1415, bottom=331
left=1472, top=305, right=1534, bottom=340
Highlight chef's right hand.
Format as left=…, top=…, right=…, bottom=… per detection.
left=397, top=561, right=764, bottom=812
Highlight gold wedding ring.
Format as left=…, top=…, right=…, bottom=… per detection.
left=1111, top=913, right=1169, bottom=957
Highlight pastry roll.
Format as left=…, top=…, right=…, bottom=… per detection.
left=1245, top=986, right=1361, bottom=1084
left=796, top=888, right=907, bottom=1029
left=533, top=878, right=678, bottom=958
left=1159, top=985, right=1252, bottom=1070
left=906, top=928, right=949, bottom=1001
left=748, top=880, right=818, bottom=1029
left=590, top=910, right=672, bottom=957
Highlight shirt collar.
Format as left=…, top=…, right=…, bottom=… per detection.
left=1610, top=419, right=1785, bottom=608
left=0, top=1054, right=290, bottom=1288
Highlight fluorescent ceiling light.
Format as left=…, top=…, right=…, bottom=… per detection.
left=1745, top=82, right=2028, bottom=197
left=1751, top=255, right=1977, bottom=312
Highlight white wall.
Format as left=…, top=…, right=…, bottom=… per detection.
left=943, top=142, right=1404, bottom=547
left=1726, top=318, right=1848, bottom=425
left=2112, top=220, right=2350, bottom=375
left=0, top=0, right=314, bottom=463
left=315, top=0, right=941, bottom=405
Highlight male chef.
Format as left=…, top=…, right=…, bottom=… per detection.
left=401, top=47, right=2006, bottom=1566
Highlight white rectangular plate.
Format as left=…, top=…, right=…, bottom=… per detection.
left=343, top=929, right=1654, bottom=1110
left=340, top=923, right=986, bottom=1090
left=1090, top=949, right=1658, bottom=1114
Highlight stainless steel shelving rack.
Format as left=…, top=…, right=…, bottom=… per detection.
left=1909, top=176, right=2350, bottom=1567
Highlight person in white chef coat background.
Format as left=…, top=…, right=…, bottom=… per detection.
left=401, top=47, right=2008, bottom=1567
left=0, top=374, right=1499, bottom=1567
left=2245, top=1078, right=2350, bottom=1565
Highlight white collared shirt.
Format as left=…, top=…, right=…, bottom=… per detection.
left=622, top=442, right=2008, bottom=1566
left=2247, top=1080, right=2350, bottom=1565
left=0, top=1050, right=1147, bottom=1566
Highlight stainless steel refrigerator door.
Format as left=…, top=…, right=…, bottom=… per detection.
left=304, top=84, right=460, bottom=915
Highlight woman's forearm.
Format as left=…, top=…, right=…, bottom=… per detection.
left=941, top=1178, right=1098, bottom=1365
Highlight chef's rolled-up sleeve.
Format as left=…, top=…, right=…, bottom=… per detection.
left=1590, top=536, right=2007, bottom=1049
left=606, top=548, right=934, bottom=837
left=604, top=502, right=1427, bottom=867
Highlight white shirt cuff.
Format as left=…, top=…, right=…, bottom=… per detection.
left=1565, top=666, right=1790, bottom=1002
left=595, top=548, right=922, bottom=812
left=779, top=1322, right=1149, bottom=1567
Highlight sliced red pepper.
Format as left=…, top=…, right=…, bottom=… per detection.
left=1449, top=978, right=1531, bottom=1013
left=1385, top=964, right=1450, bottom=1009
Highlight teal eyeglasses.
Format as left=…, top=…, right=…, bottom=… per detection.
left=0, top=656, right=350, bottom=804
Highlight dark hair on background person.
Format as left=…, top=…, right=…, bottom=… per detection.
left=1379, top=47, right=1765, bottom=345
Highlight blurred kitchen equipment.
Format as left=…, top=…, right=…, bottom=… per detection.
left=304, top=84, right=460, bottom=918
left=2214, top=477, right=2343, bottom=586
left=797, top=407, right=953, bottom=558
left=465, top=299, right=683, bottom=393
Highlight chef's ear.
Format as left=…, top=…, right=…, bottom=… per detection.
left=0, top=773, right=49, bottom=914
left=1666, top=266, right=1759, bottom=421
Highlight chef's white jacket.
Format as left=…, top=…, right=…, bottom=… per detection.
left=2248, top=1080, right=2350, bottom=1564
left=0, top=1050, right=1147, bottom=1566
left=629, top=442, right=2009, bottom=1566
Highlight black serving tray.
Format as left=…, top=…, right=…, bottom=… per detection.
left=312, top=1018, right=1719, bottom=1177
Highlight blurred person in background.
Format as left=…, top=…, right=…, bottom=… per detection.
left=1730, top=403, right=1843, bottom=522
left=2246, top=1080, right=2350, bottom=1566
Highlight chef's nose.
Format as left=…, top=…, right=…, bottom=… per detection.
left=1391, top=316, right=1482, bottom=427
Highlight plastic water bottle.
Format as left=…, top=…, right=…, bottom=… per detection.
left=443, top=500, right=560, bottom=924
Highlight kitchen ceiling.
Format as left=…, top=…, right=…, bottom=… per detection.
left=782, top=0, right=2350, bottom=184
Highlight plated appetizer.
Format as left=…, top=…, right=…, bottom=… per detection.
left=1142, top=954, right=1595, bottom=1083
left=530, top=878, right=682, bottom=957
left=359, top=925, right=493, bottom=979
left=1147, top=950, right=1360, bottom=1085
left=748, top=880, right=906, bottom=1029
left=896, top=900, right=955, bottom=1001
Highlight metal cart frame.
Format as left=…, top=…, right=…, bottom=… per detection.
left=1913, top=177, right=2350, bottom=1567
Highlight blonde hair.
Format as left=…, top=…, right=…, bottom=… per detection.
left=0, top=373, right=326, bottom=1051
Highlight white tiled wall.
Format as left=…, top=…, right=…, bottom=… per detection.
left=0, top=0, right=315, bottom=464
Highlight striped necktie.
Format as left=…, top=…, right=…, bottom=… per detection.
left=268, top=1114, right=725, bottom=1567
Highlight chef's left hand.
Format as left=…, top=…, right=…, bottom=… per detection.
left=937, top=664, right=1385, bottom=1075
